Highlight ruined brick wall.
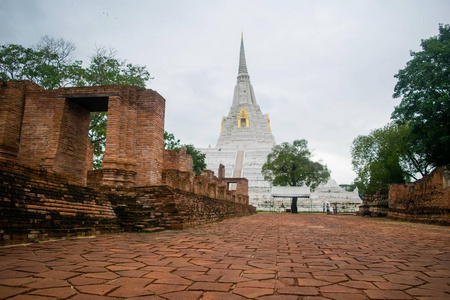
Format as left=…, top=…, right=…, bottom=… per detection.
left=1, top=158, right=254, bottom=244
left=218, top=164, right=225, bottom=179
left=109, top=186, right=256, bottom=231
left=161, top=168, right=249, bottom=205
left=0, top=159, right=119, bottom=245
left=163, top=148, right=193, bottom=172
left=388, top=165, right=450, bottom=225
left=0, top=81, right=42, bottom=161
left=1, top=81, right=254, bottom=244
left=162, top=169, right=194, bottom=192
left=86, top=141, right=94, bottom=171
left=87, top=170, right=104, bottom=187
left=1, top=82, right=165, bottom=187
left=221, top=178, right=249, bottom=197
left=193, top=170, right=219, bottom=199
left=359, top=191, right=389, bottom=217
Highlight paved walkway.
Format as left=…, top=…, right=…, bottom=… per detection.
left=1, top=214, right=449, bottom=299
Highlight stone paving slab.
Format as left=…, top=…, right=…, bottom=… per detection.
left=1, top=214, right=449, bottom=299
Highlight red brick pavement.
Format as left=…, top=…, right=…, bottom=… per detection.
left=1, top=214, right=449, bottom=299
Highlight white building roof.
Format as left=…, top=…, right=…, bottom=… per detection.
left=271, top=186, right=310, bottom=198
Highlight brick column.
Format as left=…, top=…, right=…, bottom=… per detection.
left=134, top=89, right=165, bottom=186
left=102, top=91, right=137, bottom=187
left=102, top=95, right=123, bottom=186
left=0, top=81, right=27, bottom=161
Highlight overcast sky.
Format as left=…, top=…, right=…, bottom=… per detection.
left=1, top=0, right=449, bottom=184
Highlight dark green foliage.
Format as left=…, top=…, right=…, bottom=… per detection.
left=89, top=112, right=107, bottom=170
left=392, top=24, right=450, bottom=168
left=262, top=139, right=330, bottom=191
left=184, top=144, right=207, bottom=176
left=84, top=47, right=151, bottom=87
left=350, top=123, right=432, bottom=194
left=0, top=37, right=84, bottom=88
left=164, top=131, right=181, bottom=150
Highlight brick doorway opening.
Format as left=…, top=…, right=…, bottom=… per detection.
left=67, top=96, right=109, bottom=171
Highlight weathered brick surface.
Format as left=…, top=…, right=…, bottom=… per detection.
left=0, top=80, right=254, bottom=244
left=163, top=148, right=193, bottom=172
left=0, top=159, right=119, bottom=245
left=134, top=88, right=165, bottom=186
left=389, top=165, right=450, bottom=225
left=162, top=169, right=194, bottom=192
left=359, top=191, right=389, bottom=217
left=109, top=185, right=256, bottom=231
left=0, top=81, right=166, bottom=187
left=0, top=80, right=42, bottom=161
left=162, top=162, right=249, bottom=205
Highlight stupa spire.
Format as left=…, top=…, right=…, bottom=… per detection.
left=238, top=33, right=248, bottom=75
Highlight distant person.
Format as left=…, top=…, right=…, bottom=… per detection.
left=333, top=204, right=337, bottom=214
left=323, top=203, right=325, bottom=214
left=326, top=203, right=330, bottom=214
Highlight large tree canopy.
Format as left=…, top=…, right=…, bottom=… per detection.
left=262, top=139, right=330, bottom=191
left=351, top=123, right=421, bottom=194
left=392, top=24, right=450, bottom=168
left=0, top=36, right=85, bottom=89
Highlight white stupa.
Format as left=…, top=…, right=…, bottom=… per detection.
left=200, top=35, right=362, bottom=211
left=200, top=34, right=276, bottom=209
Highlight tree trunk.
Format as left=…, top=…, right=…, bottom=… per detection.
left=291, top=197, right=298, bottom=213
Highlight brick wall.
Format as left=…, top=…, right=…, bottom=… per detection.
left=388, top=165, right=450, bottom=225
left=359, top=191, right=389, bottom=217
left=109, top=186, right=256, bottom=231
left=1, top=159, right=255, bottom=244
left=0, top=80, right=42, bottom=161
left=163, top=148, right=193, bottom=172
left=162, top=169, right=194, bottom=192
left=0, top=82, right=166, bottom=187
left=0, top=81, right=255, bottom=244
left=0, top=159, right=119, bottom=245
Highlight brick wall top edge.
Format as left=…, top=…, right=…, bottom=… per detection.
left=390, top=164, right=449, bottom=190
left=1, top=80, right=161, bottom=94
left=220, top=177, right=249, bottom=182
left=1, top=80, right=44, bottom=91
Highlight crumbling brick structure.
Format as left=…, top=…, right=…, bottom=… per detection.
left=0, top=80, right=165, bottom=187
left=359, top=191, right=389, bottom=217
left=0, top=80, right=255, bottom=244
left=162, top=149, right=250, bottom=205
left=389, top=165, right=450, bottom=225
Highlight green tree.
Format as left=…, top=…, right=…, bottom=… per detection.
left=351, top=123, right=415, bottom=194
left=84, top=46, right=151, bottom=87
left=88, top=113, right=107, bottom=169
left=262, top=139, right=330, bottom=191
left=0, top=37, right=84, bottom=89
left=33, top=35, right=85, bottom=88
left=392, top=24, right=450, bottom=168
left=0, top=44, right=34, bottom=80
left=164, top=131, right=181, bottom=150
left=184, top=144, right=207, bottom=176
